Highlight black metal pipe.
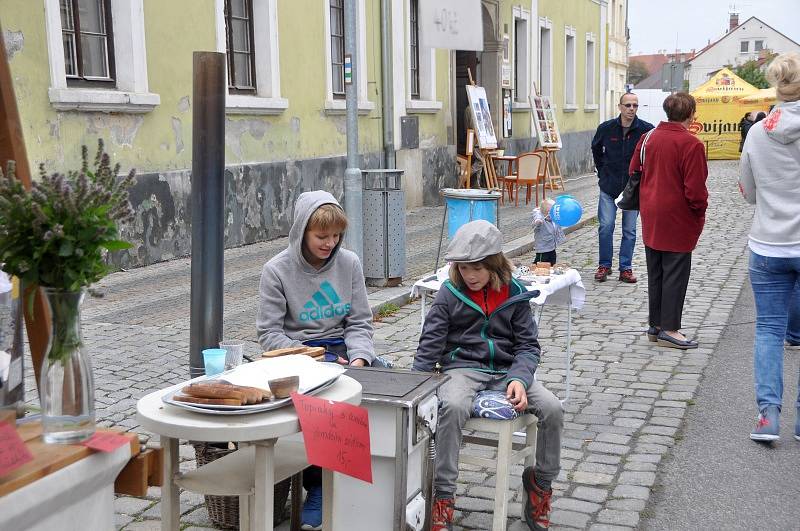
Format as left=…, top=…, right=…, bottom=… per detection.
left=189, top=52, right=226, bottom=378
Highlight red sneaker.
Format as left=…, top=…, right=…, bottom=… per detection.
left=523, top=468, right=552, bottom=530
left=594, top=266, right=611, bottom=282
left=431, top=497, right=454, bottom=531
left=619, top=269, right=637, bottom=283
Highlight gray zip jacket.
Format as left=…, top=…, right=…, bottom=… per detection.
left=532, top=208, right=567, bottom=253
left=256, top=191, right=375, bottom=365
left=413, top=279, right=541, bottom=389
left=739, top=101, right=800, bottom=246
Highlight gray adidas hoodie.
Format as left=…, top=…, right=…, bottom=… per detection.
left=740, top=101, right=800, bottom=247
left=256, top=191, right=375, bottom=365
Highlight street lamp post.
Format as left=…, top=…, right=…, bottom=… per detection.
left=343, top=0, right=364, bottom=261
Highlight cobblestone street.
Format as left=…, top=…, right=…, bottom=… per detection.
left=22, top=162, right=757, bottom=530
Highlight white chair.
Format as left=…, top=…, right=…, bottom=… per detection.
left=461, top=412, right=538, bottom=530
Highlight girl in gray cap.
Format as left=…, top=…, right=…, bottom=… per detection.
left=414, top=220, right=563, bottom=531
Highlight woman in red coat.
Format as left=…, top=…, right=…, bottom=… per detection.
left=629, top=92, right=708, bottom=349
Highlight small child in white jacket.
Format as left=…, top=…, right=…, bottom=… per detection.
left=532, top=199, right=566, bottom=264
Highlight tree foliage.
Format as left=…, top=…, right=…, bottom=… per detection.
left=735, top=60, right=770, bottom=89
left=627, top=60, right=649, bottom=86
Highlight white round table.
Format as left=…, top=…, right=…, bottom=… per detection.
left=137, top=374, right=362, bottom=531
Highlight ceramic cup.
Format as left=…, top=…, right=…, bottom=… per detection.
left=202, top=348, right=227, bottom=376
left=219, top=340, right=245, bottom=371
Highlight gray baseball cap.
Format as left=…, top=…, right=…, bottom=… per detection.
left=444, top=220, right=503, bottom=262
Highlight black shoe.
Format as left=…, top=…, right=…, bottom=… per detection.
left=656, top=331, right=698, bottom=349
left=646, top=326, right=660, bottom=342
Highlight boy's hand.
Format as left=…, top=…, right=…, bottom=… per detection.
left=349, top=358, right=367, bottom=367
left=506, top=381, right=528, bottom=412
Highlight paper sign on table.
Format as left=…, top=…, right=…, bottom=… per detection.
left=81, top=431, right=131, bottom=453
left=291, top=393, right=372, bottom=483
left=0, top=421, right=33, bottom=477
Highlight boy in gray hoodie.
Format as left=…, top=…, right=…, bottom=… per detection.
left=256, top=190, right=375, bottom=529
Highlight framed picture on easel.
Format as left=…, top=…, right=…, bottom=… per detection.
left=528, top=93, right=562, bottom=149
left=466, top=85, right=498, bottom=149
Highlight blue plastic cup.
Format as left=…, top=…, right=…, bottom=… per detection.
left=202, top=348, right=227, bottom=376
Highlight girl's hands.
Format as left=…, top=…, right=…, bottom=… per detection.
left=506, top=381, right=528, bottom=412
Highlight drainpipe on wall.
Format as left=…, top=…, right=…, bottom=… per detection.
left=344, top=0, right=364, bottom=261
left=380, top=0, right=396, bottom=169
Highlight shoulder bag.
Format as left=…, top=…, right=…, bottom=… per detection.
left=615, top=129, right=655, bottom=211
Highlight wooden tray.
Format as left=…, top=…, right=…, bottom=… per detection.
left=0, top=422, right=138, bottom=497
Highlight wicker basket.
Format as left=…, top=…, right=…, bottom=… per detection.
left=193, top=443, right=291, bottom=529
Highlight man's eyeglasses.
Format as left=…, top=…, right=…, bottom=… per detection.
left=621, top=103, right=639, bottom=108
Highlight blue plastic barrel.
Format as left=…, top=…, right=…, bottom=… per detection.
left=441, top=189, right=501, bottom=239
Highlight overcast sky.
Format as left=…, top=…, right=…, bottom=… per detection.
left=628, top=0, right=800, bottom=55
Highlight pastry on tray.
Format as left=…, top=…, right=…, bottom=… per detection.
left=173, top=382, right=273, bottom=406
left=261, top=345, right=326, bottom=361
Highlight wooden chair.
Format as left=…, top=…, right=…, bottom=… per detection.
left=504, top=151, right=547, bottom=207
left=461, top=414, right=538, bottom=530
left=456, top=154, right=470, bottom=189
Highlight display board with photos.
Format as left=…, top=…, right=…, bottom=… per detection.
left=466, top=85, right=498, bottom=149
left=529, top=95, right=562, bottom=149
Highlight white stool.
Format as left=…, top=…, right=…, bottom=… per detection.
left=461, top=414, right=538, bottom=531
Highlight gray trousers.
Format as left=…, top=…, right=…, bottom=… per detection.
left=434, top=369, right=563, bottom=497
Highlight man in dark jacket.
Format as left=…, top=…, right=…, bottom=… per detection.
left=591, top=92, right=654, bottom=283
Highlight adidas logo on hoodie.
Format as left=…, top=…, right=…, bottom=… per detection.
left=299, top=281, right=351, bottom=321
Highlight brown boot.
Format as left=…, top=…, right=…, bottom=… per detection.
left=594, top=266, right=611, bottom=282
left=619, top=269, right=637, bottom=283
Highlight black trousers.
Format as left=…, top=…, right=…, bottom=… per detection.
left=534, top=250, right=557, bottom=264
left=645, top=246, right=692, bottom=331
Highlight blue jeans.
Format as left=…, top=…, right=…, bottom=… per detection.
left=598, top=190, right=638, bottom=271
left=748, top=251, right=800, bottom=411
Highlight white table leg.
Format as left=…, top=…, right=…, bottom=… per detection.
left=322, top=468, right=334, bottom=530
left=420, top=292, right=427, bottom=333
left=253, top=440, right=276, bottom=531
left=161, top=436, right=180, bottom=531
left=565, top=294, right=573, bottom=404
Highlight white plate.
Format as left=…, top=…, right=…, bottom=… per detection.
left=161, top=356, right=345, bottom=415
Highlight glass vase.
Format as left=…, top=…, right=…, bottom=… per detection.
left=40, top=288, right=95, bottom=444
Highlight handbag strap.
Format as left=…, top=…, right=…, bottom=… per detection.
left=640, top=129, right=655, bottom=167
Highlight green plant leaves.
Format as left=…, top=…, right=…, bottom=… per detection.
left=0, top=140, right=136, bottom=291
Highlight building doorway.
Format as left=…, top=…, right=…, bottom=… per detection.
left=455, top=3, right=501, bottom=156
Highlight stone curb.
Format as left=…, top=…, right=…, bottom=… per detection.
left=369, top=214, right=598, bottom=314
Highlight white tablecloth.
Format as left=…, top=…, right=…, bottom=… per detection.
left=410, top=264, right=586, bottom=309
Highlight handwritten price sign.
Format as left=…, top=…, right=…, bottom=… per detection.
left=81, top=431, right=131, bottom=453
left=0, top=421, right=33, bottom=477
left=291, top=393, right=372, bottom=483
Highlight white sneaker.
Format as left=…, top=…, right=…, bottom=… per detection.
left=785, top=340, right=800, bottom=350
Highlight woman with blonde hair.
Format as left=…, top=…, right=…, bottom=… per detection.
left=739, top=52, right=800, bottom=442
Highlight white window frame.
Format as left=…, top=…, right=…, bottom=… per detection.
left=538, top=17, right=553, bottom=99
left=585, top=32, right=598, bottom=110
left=405, top=0, right=441, bottom=113
left=740, top=40, right=750, bottom=53
left=564, top=25, right=577, bottom=111
left=214, top=0, right=288, bottom=115
left=754, top=39, right=764, bottom=52
left=44, top=0, right=160, bottom=112
left=512, top=6, right=531, bottom=109
left=323, top=0, right=374, bottom=115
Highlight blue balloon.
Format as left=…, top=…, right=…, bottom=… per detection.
left=550, top=195, right=583, bottom=227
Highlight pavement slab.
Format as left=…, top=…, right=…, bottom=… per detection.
left=17, top=162, right=763, bottom=529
